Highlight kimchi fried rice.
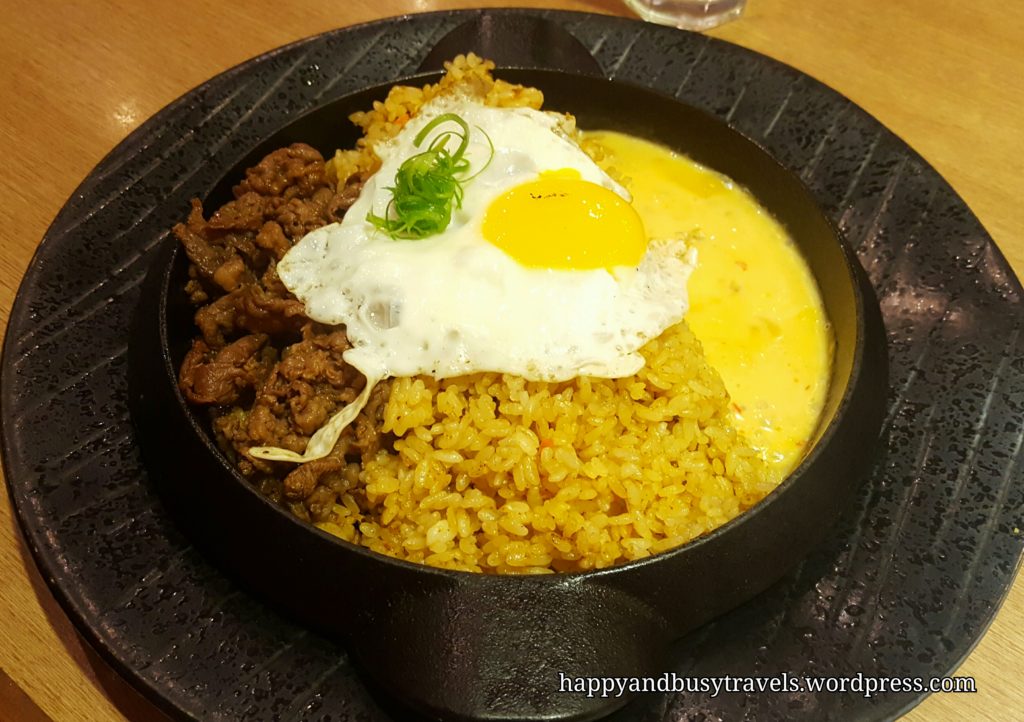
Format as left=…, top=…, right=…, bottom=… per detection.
left=175, top=54, right=774, bottom=575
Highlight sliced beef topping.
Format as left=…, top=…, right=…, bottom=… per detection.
left=208, top=191, right=272, bottom=232
left=235, top=266, right=307, bottom=338
left=174, top=142, right=384, bottom=521
left=234, top=143, right=327, bottom=199
left=179, top=334, right=274, bottom=405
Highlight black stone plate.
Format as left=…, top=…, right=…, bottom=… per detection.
left=2, top=9, right=1022, bottom=722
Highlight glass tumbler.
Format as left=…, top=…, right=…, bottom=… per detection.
left=623, top=0, right=746, bottom=31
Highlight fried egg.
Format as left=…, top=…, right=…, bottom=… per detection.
left=251, top=98, right=695, bottom=462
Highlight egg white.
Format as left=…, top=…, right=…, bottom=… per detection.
left=253, top=98, right=695, bottom=462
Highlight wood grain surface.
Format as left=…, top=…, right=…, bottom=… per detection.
left=1, top=1, right=1021, bottom=720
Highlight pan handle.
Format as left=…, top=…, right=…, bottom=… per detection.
left=347, top=575, right=672, bottom=721
left=418, top=12, right=605, bottom=77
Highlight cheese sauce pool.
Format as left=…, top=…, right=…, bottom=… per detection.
left=586, top=131, right=833, bottom=479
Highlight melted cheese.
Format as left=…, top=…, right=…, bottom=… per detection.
left=586, top=131, right=833, bottom=479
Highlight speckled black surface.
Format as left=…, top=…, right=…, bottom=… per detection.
left=2, top=9, right=1022, bottom=722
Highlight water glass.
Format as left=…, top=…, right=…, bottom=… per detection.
left=623, top=0, right=746, bottom=31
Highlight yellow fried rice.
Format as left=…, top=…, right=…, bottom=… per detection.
left=316, top=54, right=772, bottom=574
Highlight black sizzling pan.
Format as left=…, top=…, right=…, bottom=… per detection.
left=128, top=16, right=888, bottom=722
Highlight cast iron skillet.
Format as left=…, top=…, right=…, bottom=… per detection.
left=129, top=16, right=888, bottom=722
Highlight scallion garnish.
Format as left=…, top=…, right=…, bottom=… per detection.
left=367, top=113, right=493, bottom=240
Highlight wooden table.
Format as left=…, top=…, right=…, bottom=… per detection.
left=1, top=1, right=1021, bottom=719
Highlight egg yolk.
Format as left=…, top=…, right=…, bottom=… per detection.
left=482, top=169, right=647, bottom=269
